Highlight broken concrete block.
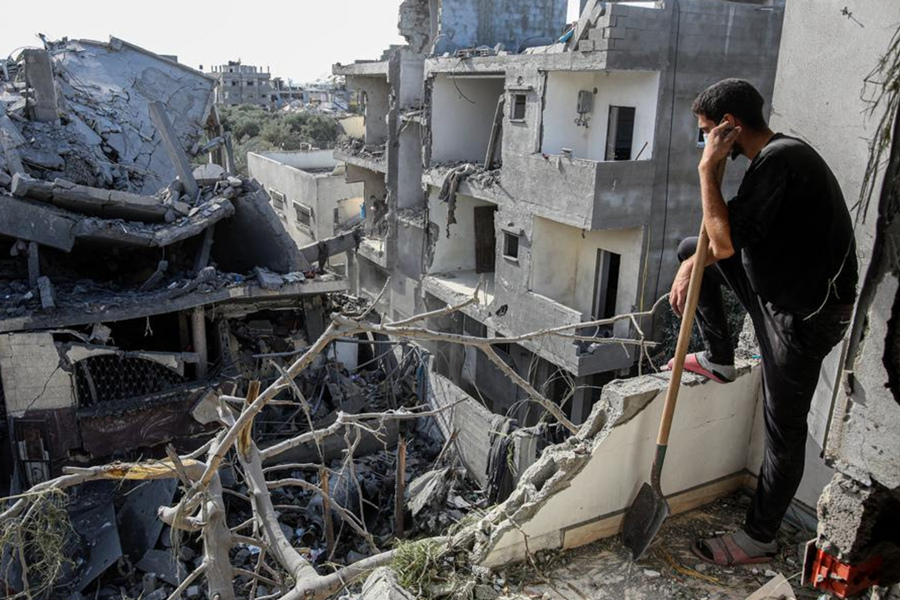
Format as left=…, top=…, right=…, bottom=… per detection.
left=255, top=267, right=284, bottom=290
left=192, top=163, right=225, bottom=186
left=37, top=276, right=56, bottom=310
left=11, top=174, right=173, bottom=222
left=818, top=473, right=900, bottom=561
left=149, top=101, right=200, bottom=200
left=23, top=49, right=59, bottom=123
left=406, top=468, right=451, bottom=517
left=0, top=195, right=78, bottom=252
left=359, top=567, right=415, bottom=600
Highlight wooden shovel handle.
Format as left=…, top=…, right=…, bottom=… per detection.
left=656, top=225, right=710, bottom=447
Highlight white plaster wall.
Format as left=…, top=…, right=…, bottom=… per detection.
left=0, top=333, right=74, bottom=416
left=432, top=75, right=506, bottom=164
left=531, top=217, right=644, bottom=318
left=765, top=0, right=900, bottom=502
left=541, top=70, right=660, bottom=161
left=257, top=150, right=337, bottom=171
left=428, top=188, right=496, bottom=273
left=249, top=153, right=363, bottom=265
left=339, top=115, right=366, bottom=140
left=487, top=365, right=763, bottom=563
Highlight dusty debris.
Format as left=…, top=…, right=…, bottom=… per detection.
left=339, top=137, right=387, bottom=162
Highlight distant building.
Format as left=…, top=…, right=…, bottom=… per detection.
left=208, top=61, right=274, bottom=107
left=272, top=77, right=307, bottom=105
left=248, top=150, right=364, bottom=277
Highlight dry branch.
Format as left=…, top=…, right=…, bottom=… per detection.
left=0, top=285, right=669, bottom=600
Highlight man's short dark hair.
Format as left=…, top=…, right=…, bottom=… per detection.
left=692, top=79, right=767, bottom=131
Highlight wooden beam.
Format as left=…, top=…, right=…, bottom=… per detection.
left=394, top=437, right=407, bottom=539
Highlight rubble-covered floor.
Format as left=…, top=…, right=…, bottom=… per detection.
left=489, top=493, right=817, bottom=600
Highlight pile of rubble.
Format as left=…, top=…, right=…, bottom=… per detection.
left=338, top=137, right=386, bottom=162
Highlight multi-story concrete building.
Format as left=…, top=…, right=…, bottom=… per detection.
left=248, top=150, right=365, bottom=276
left=208, top=61, right=274, bottom=107
left=336, top=0, right=784, bottom=426
left=271, top=77, right=307, bottom=105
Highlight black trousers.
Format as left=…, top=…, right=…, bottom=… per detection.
left=677, top=237, right=853, bottom=542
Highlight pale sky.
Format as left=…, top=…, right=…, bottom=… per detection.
left=2, top=1, right=582, bottom=83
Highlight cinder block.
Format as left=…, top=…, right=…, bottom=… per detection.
left=578, top=39, right=596, bottom=52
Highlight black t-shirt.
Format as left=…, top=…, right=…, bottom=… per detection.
left=727, top=133, right=858, bottom=315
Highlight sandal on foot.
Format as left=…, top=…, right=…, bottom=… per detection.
left=691, top=533, right=775, bottom=566
left=664, top=352, right=735, bottom=384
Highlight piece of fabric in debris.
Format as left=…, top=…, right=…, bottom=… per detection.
left=438, top=163, right=477, bottom=238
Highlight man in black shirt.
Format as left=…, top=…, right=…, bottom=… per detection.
left=669, top=79, right=857, bottom=566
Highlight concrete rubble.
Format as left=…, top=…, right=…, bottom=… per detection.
left=0, top=0, right=897, bottom=598
left=0, top=35, right=484, bottom=600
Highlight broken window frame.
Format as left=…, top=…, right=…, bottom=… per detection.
left=605, top=105, right=636, bottom=162
left=510, top=93, right=527, bottom=122
left=502, top=231, right=520, bottom=261
left=591, top=249, right=622, bottom=334
left=293, top=201, right=314, bottom=234
left=269, top=189, right=287, bottom=213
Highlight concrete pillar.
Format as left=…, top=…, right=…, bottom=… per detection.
left=569, top=379, right=590, bottom=425
left=191, top=307, right=209, bottom=379
left=148, top=101, right=200, bottom=199
left=23, top=50, right=58, bottom=123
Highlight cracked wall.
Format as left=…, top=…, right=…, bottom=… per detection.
left=475, top=361, right=763, bottom=567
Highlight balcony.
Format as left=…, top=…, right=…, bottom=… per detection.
left=502, top=153, right=655, bottom=231
left=357, top=236, right=388, bottom=269
left=335, top=140, right=387, bottom=174
left=423, top=270, right=496, bottom=315
left=423, top=274, right=634, bottom=378
left=422, top=165, right=506, bottom=205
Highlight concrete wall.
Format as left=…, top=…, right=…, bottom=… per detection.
left=437, top=0, right=568, bottom=53
left=432, top=75, right=506, bottom=164
left=398, top=124, right=425, bottom=209
left=481, top=362, right=763, bottom=566
left=428, top=189, right=496, bottom=273
left=0, top=333, right=73, bottom=417
left=531, top=218, right=643, bottom=320
left=248, top=153, right=364, bottom=265
left=541, top=70, right=660, bottom=161
left=766, top=0, right=900, bottom=508
left=351, top=76, right=391, bottom=145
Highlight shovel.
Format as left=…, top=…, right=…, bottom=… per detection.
left=622, top=224, right=710, bottom=561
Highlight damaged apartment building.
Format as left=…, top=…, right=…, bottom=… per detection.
left=334, top=0, right=784, bottom=430
left=0, top=37, right=358, bottom=490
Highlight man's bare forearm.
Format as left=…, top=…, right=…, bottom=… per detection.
left=699, top=160, right=735, bottom=260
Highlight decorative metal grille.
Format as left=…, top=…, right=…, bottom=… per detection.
left=74, top=355, right=186, bottom=406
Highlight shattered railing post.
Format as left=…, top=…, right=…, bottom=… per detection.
left=149, top=101, right=201, bottom=200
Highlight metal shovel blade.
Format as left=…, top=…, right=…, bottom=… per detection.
left=622, top=481, right=670, bottom=561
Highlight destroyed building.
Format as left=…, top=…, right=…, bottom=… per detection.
left=207, top=61, right=276, bottom=107
left=0, top=38, right=356, bottom=489
left=336, top=0, right=784, bottom=430
left=247, top=149, right=365, bottom=278
left=0, top=0, right=897, bottom=598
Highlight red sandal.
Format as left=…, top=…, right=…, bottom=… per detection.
left=665, top=352, right=734, bottom=384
